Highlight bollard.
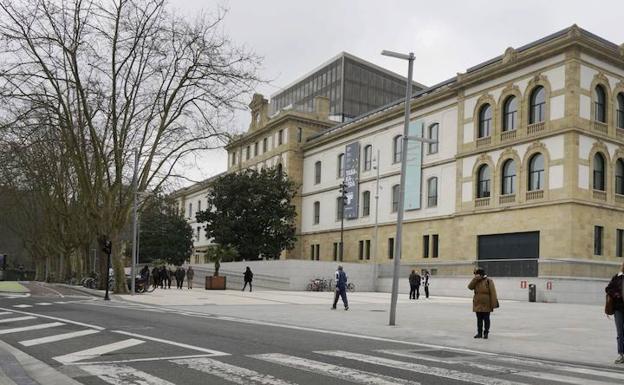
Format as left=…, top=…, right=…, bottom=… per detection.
left=528, top=283, right=536, bottom=302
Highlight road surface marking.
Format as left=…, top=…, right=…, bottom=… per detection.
left=35, top=283, right=65, bottom=298
left=491, top=356, right=624, bottom=381
left=172, top=357, right=298, bottom=385
left=35, top=302, right=53, bottom=306
left=13, top=304, right=33, bottom=308
left=0, top=311, right=13, bottom=316
left=19, top=329, right=100, bottom=347
left=0, top=316, right=36, bottom=324
left=0, top=306, right=104, bottom=330
left=112, top=330, right=228, bottom=356
left=78, top=364, right=175, bottom=385
left=64, top=354, right=218, bottom=365
left=0, top=322, right=65, bottom=335
left=379, top=350, right=618, bottom=385
left=251, top=353, right=421, bottom=385
left=54, top=338, right=145, bottom=364
left=318, top=350, right=529, bottom=385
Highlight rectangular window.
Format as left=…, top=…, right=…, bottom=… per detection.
left=336, top=197, right=344, bottom=221
left=188, top=203, right=192, bottom=218
left=254, top=142, right=259, bottom=156
left=365, top=240, right=371, bottom=260
left=196, top=226, right=201, bottom=241
left=278, top=129, right=284, bottom=145
left=263, top=137, right=268, bottom=153
left=388, top=237, right=394, bottom=259
left=197, top=200, right=201, bottom=213
left=246, top=146, right=250, bottom=160
left=432, top=234, right=439, bottom=258
left=391, top=185, right=399, bottom=212
left=594, top=226, right=604, bottom=256
left=617, top=229, right=624, bottom=258
left=297, top=127, right=303, bottom=143
left=313, top=201, right=320, bottom=225
left=333, top=242, right=338, bottom=261
left=362, top=191, right=370, bottom=216
left=423, top=235, right=430, bottom=258
left=337, top=153, right=344, bottom=178
left=314, top=161, right=321, bottom=184
left=231, top=152, right=236, bottom=166
left=358, top=240, right=364, bottom=260
left=315, top=244, right=320, bottom=261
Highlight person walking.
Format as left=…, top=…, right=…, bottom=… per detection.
left=409, top=270, right=421, bottom=300
left=468, top=268, right=499, bottom=339
left=331, top=265, right=349, bottom=310
left=167, top=268, right=174, bottom=289
left=187, top=266, right=195, bottom=289
left=175, top=267, right=185, bottom=289
left=159, top=266, right=167, bottom=289
left=606, top=262, right=624, bottom=364
left=242, top=266, right=253, bottom=292
left=423, top=270, right=430, bottom=298
left=151, top=266, right=159, bottom=289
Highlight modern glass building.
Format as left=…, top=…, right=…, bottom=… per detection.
left=270, top=52, right=426, bottom=122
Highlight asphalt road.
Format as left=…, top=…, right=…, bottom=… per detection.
left=0, top=283, right=623, bottom=385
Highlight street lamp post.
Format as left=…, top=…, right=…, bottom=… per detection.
left=382, top=49, right=415, bottom=326
left=372, top=149, right=381, bottom=290
left=130, top=148, right=139, bottom=295
left=339, top=181, right=347, bottom=261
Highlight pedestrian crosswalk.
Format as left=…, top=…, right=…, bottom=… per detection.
left=0, top=308, right=623, bottom=385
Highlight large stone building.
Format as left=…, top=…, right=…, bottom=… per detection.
left=300, top=25, right=624, bottom=279
left=177, top=25, right=624, bottom=280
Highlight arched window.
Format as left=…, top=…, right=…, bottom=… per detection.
left=594, top=85, right=607, bottom=123
left=529, top=86, right=545, bottom=124
left=363, top=145, right=373, bottom=171
left=337, top=153, right=344, bottom=178
left=362, top=191, right=371, bottom=216
left=616, top=159, right=624, bottom=195
left=478, top=104, right=492, bottom=138
left=393, top=135, right=402, bottom=163
left=313, top=201, right=320, bottom=224
left=391, top=184, right=400, bottom=212
left=528, top=153, right=544, bottom=191
left=314, top=161, right=321, bottom=184
left=427, top=177, right=438, bottom=207
left=503, top=96, right=517, bottom=131
left=501, top=159, right=516, bottom=195
left=593, top=153, right=606, bottom=191
left=617, top=93, right=624, bottom=129
left=477, top=165, right=491, bottom=198
left=428, top=123, right=439, bottom=154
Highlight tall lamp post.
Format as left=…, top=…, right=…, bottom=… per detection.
left=339, top=181, right=347, bottom=261
left=382, top=50, right=415, bottom=326
left=130, top=148, right=139, bottom=295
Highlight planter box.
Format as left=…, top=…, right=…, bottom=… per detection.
left=205, top=275, right=226, bottom=290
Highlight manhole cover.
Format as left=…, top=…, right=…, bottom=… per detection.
left=369, top=309, right=386, bottom=312
left=412, top=349, right=466, bottom=358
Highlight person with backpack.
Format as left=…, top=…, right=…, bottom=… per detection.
left=606, top=262, right=624, bottom=364
left=331, top=265, right=349, bottom=310
left=408, top=270, right=421, bottom=300
left=468, top=268, right=499, bottom=339
left=242, top=266, right=253, bottom=292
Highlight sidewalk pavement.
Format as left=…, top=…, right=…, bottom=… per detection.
left=0, top=281, right=29, bottom=293
left=118, top=288, right=619, bottom=368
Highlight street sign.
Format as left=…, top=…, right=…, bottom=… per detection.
left=343, top=142, right=360, bottom=219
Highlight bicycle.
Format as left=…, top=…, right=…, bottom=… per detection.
left=347, top=282, right=355, bottom=292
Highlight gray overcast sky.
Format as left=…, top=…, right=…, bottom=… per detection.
left=167, top=0, right=624, bottom=188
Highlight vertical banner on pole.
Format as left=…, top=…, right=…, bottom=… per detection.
left=404, top=120, right=424, bottom=210
left=343, top=142, right=360, bottom=219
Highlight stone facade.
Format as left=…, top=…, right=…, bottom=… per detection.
left=300, top=26, right=624, bottom=279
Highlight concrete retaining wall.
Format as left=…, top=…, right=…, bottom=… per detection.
left=188, top=260, right=610, bottom=304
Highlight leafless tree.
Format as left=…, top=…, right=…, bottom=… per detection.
left=0, top=0, right=260, bottom=291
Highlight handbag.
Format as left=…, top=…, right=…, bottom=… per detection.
left=605, top=293, right=615, bottom=316
left=486, top=279, right=500, bottom=309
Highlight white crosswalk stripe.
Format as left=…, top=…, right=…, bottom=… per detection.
left=172, top=357, right=299, bottom=385
left=19, top=329, right=100, bottom=347
left=492, top=356, right=624, bottom=382
left=251, top=353, right=421, bottom=385
left=12, top=304, right=33, bottom=308
left=0, top=311, right=13, bottom=316
left=0, top=322, right=64, bottom=335
left=0, top=316, right=35, bottom=324
left=319, top=350, right=529, bottom=385
left=79, top=364, right=176, bottom=385
left=54, top=338, right=145, bottom=364
left=379, top=349, right=619, bottom=385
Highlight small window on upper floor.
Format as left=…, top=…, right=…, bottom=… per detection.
left=263, top=137, right=268, bottom=153
left=297, top=127, right=303, bottom=143
left=254, top=142, right=259, bottom=156
left=428, top=123, right=439, bottom=154
left=314, top=161, right=322, bottom=184
left=529, top=86, right=545, bottom=124
left=427, top=177, right=438, bottom=207
left=337, top=153, right=344, bottom=178
left=501, top=159, right=516, bottom=195
left=362, top=190, right=371, bottom=216
left=503, top=96, right=517, bottom=131
left=391, top=184, right=400, bottom=212
left=593, top=152, right=606, bottom=191
left=278, top=129, right=284, bottom=145
left=478, top=104, right=492, bottom=138
left=313, top=201, right=320, bottom=225
left=231, top=152, right=236, bottom=166
left=392, top=135, right=402, bottom=163
left=618, top=93, right=624, bottom=129
left=363, top=145, right=373, bottom=171
left=594, top=85, right=607, bottom=123
left=528, top=153, right=544, bottom=191
left=616, top=158, right=624, bottom=196
left=246, top=146, right=250, bottom=160
left=476, top=165, right=491, bottom=198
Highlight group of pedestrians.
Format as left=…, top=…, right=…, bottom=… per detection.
left=408, top=269, right=430, bottom=300
left=149, top=265, right=195, bottom=290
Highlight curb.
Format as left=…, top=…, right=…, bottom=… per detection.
left=52, top=284, right=123, bottom=301
left=0, top=339, right=82, bottom=385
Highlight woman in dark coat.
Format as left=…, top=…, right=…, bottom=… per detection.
left=242, top=266, right=253, bottom=292
left=606, top=262, right=624, bottom=364
left=468, top=268, right=498, bottom=339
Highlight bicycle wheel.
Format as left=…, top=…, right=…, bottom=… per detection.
left=306, top=283, right=313, bottom=291
left=146, top=282, right=157, bottom=293
left=347, top=283, right=355, bottom=292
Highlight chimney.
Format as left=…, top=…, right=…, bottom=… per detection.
left=314, top=96, right=330, bottom=120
